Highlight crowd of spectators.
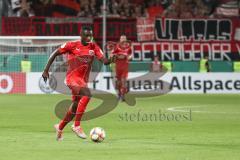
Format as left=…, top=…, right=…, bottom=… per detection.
left=1, top=0, right=239, bottom=18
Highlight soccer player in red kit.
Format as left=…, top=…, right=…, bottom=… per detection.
left=42, top=26, right=111, bottom=141
left=111, top=35, right=132, bottom=101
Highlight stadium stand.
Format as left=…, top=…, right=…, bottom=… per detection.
left=1, top=0, right=238, bottom=18
left=0, top=0, right=239, bottom=73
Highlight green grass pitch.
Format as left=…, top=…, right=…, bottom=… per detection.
left=0, top=94, right=240, bottom=160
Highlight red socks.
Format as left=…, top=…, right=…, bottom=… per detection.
left=74, top=96, right=90, bottom=127
left=59, top=109, right=75, bottom=130
left=58, top=96, right=90, bottom=130
left=120, top=87, right=127, bottom=96
left=117, top=81, right=127, bottom=97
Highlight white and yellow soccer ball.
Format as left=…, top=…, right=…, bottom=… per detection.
left=90, top=127, right=106, bottom=143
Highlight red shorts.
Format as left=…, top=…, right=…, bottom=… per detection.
left=115, top=62, right=129, bottom=79
left=66, top=78, right=87, bottom=101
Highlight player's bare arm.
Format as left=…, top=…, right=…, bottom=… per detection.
left=42, top=49, right=61, bottom=82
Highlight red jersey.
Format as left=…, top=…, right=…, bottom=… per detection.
left=112, top=43, right=132, bottom=65
left=112, top=43, right=132, bottom=79
left=58, top=40, right=103, bottom=87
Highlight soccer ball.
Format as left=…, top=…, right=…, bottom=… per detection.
left=90, top=127, right=106, bottom=143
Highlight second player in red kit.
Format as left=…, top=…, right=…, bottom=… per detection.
left=42, top=26, right=111, bottom=141
left=111, top=35, right=132, bottom=101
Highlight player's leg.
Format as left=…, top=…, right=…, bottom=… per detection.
left=115, top=65, right=124, bottom=100
left=72, top=87, right=91, bottom=139
left=54, top=83, right=82, bottom=141
left=54, top=98, right=79, bottom=141
left=116, top=77, right=122, bottom=100
left=119, top=67, right=129, bottom=101
left=120, top=77, right=128, bottom=101
left=74, top=87, right=91, bottom=127
left=58, top=100, right=78, bottom=130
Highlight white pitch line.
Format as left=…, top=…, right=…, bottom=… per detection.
left=167, top=105, right=240, bottom=114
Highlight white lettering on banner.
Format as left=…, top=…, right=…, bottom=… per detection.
left=182, top=43, right=192, bottom=61
left=212, top=43, right=222, bottom=61
left=171, top=43, right=181, bottom=59
left=142, top=43, right=153, bottom=60
left=0, top=75, right=13, bottom=93
left=155, top=19, right=232, bottom=41
left=136, top=18, right=239, bottom=60
left=131, top=42, right=236, bottom=61
left=161, top=43, right=172, bottom=60
left=131, top=43, right=141, bottom=61
left=192, top=43, right=201, bottom=61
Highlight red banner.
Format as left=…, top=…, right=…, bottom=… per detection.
left=1, top=17, right=239, bottom=60
left=1, top=17, right=137, bottom=41
left=93, top=18, right=137, bottom=42
left=134, top=17, right=240, bottom=60
left=136, top=18, right=155, bottom=41
left=155, top=18, right=240, bottom=42
left=1, top=17, right=92, bottom=36
left=0, top=73, right=26, bottom=94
